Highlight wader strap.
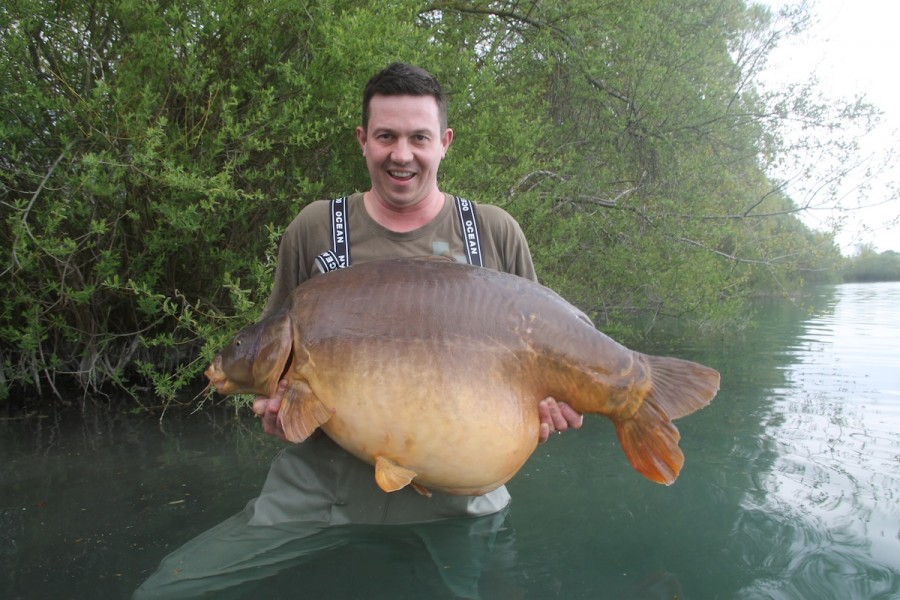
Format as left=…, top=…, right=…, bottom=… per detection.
left=455, top=196, right=483, bottom=267
left=314, top=197, right=350, bottom=274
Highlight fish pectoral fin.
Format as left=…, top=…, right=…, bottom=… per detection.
left=278, top=381, right=334, bottom=443
left=374, top=456, right=418, bottom=493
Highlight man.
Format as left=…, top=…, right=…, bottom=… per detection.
left=135, top=62, right=582, bottom=599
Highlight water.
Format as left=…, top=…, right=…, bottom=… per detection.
left=2, top=282, right=899, bottom=599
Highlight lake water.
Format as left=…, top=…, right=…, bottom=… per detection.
left=2, top=282, right=899, bottom=599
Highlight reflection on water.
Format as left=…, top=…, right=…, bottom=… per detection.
left=731, top=282, right=900, bottom=600
left=1, top=283, right=899, bottom=599
left=0, top=406, right=280, bottom=600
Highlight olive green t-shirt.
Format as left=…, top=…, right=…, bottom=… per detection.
left=263, top=192, right=536, bottom=316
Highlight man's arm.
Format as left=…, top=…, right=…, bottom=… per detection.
left=253, top=384, right=583, bottom=444
left=480, top=204, right=584, bottom=441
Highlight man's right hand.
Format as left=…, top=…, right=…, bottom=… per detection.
left=252, top=379, right=289, bottom=441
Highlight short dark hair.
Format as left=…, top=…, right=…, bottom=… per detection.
left=362, top=63, right=448, bottom=132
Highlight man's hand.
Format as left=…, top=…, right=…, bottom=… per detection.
left=538, top=397, right=584, bottom=443
left=251, top=379, right=288, bottom=441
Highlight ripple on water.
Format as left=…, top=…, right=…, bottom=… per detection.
left=733, top=283, right=900, bottom=598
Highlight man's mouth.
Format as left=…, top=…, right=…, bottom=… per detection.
left=389, top=170, right=415, bottom=181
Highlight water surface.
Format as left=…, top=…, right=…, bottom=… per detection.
left=2, top=282, right=899, bottom=599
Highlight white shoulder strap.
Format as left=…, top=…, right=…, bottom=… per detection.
left=454, top=196, right=483, bottom=267
left=314, top=196, right=350, bottom=274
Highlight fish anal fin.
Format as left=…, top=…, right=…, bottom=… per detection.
left=278, top=381, right=334, bottom=443
left=374, top=456, right=418, bottom=493
left=615, top=400, right=684, bottom=486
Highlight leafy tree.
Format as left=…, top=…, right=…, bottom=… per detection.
left=842, top=248, right=900, bottom=282
left=0, top=0, right=872, bottom=405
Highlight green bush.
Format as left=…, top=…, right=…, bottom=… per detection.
left=1, top=0, right=858, bottom=406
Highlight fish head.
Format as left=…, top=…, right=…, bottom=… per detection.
left=205, top=311, right=293, bottom=398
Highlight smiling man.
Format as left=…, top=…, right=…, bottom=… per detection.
left=358, top=91, right=452, bottom=230
left=135, top=62, right=582, bottom=599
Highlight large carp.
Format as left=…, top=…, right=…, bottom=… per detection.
left=205, top=257, right=719, bottom=495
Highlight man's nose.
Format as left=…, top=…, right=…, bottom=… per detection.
left=391, top=139, right=413, bottom=163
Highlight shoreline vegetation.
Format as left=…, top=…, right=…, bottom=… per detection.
left=840, top=249, right=900, bottom=283
left=2, top=1, right=895, bottom=407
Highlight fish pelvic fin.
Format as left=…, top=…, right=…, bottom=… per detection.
left=615, top=355, right=719, bottom=485
left=279, top=381, right=334, bottom=443
left=374, top=456, right=419, bottom=493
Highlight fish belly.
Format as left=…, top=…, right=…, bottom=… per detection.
left=305, top=340, right=541, bottom=495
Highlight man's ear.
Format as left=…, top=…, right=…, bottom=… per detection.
left=441, top=128, right=453, bottom=157
left=356, top=125, right=367, bottom=155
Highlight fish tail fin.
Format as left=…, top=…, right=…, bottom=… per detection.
left=614, top=355, right=719, bottom=485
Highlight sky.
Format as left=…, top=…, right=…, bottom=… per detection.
left=758, top=0, right=900, bottom=254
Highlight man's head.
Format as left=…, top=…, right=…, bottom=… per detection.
left=357, top=63, right=453, bottom=217
left=362, top=63, right=448, bottom=133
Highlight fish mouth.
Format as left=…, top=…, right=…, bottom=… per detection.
left=203, top=358, right=227, bottom=393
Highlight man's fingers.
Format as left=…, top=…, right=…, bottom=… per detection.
left=251, top=380, right=290, bottom=441
left=537, top=398, right=584, bottom=444
left=539, top=422, right=551, bottom=444
left=551, top=403, right=569, bottom=431
left=541, top=397, right=568, bottom=432
left=559, top=401, right=584, bottom=429
left=251, top=397, right=268, bottom=416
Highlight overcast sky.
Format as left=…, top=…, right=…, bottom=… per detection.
left=757, top=0, right=899, bottom=254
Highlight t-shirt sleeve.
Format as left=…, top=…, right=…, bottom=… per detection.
left=262, top=201, right=332, bottom=317
left=477, top=204, right=538, bottom=282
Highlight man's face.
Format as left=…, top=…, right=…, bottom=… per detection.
left=356, top=94, right=453, bottom=211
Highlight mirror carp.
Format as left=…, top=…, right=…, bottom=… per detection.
left=205, top=257, right=720, bottom=496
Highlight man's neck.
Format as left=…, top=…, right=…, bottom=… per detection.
left=362, top=191, right=446, bottom=233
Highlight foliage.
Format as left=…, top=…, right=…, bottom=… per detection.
left=0, top=0, right=872, bottom=405
left=842, top=248, right=900, bottom=282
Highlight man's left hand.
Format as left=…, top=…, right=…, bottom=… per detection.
left=538, top=397, right=584, bottom=443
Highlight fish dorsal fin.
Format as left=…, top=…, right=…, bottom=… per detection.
left=278, top=381, right=334, bottom=443
left=374, top=456, right=418, bottom=493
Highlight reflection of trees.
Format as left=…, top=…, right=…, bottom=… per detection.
left=730, top=284, right=900, bottom=599
left=0, top=404, right=278, bottom=599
